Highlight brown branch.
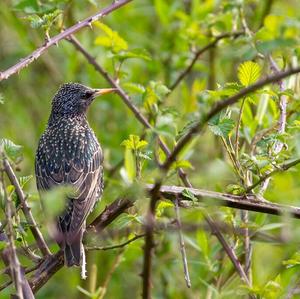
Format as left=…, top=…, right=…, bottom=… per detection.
left=163, top=65, right=300, bottom=171
left=169, top=31, right=244, bottom=91
left=1, top=168, right=27, bottom=299
left=146, top=184, right=300, bottom=219
left=3, top=158, right=51, bottom=256
left=0, top=0, right=133, bottom=81
left=174, top=196, right=191, bottom=288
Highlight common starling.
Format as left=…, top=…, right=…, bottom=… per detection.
left=35, top=83, right=116, bottom=268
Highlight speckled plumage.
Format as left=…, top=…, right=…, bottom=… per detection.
left=35, top=83, right=105, bottom=267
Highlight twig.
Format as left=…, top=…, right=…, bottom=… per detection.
left=246, top=158, right=300, bottom=193
left=0, top=0, right=133, bottom=81
left=1, top=168, right=24, bottom=298
left=86, top=234, right=145, bottom=251
left=3, top=158, right=51, bottom=256
left=170, top=31, right=244, bottom=91
left=259, top=56, right=288, bottom=194
left=174, top=196, right=191, bottom=288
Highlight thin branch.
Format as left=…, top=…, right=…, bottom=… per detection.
left=3, top=158, right=51, bottom=256
left=163, top=65, right=300, bottom=171
left=142, top=183, right=162, bottom=299
left=0, top=0, right=133, bottom=81
left=259, top=56, right=288, bottom=194
left=170, top=31, right=244, bottom=91
left=174, top=196, right=191, bottom=288
left=86, top=234, right=145, bottom=251
left=147, top=184, right=300, bottom=219
left=1, top=169, right=24, bottom=299
left=246, top=158, right=300, bottom=193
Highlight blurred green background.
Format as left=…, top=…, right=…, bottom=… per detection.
left=1, top=0, right=300, bottom=298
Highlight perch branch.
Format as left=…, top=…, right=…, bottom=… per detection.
left=29, top=197, right=133, bottom=293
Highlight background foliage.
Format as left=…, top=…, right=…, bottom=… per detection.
left=1, top=0, right=300, bottom=298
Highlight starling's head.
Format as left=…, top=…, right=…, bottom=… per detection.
left=51, top=83, right=116, bottom=117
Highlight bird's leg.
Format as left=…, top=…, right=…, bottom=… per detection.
left=81, top=244, right=87, bottom=279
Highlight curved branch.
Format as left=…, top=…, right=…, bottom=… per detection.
left=170, top=31, right=244, bottom=91
left=0, top=0, right=133, bottom=81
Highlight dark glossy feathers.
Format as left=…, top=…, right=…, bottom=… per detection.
left=35, top=115, right=103, bottom=264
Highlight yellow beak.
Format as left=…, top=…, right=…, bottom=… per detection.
left=93, top=88, right=118, bottom=96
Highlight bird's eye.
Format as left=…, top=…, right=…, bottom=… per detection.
left=83, top=91, right=93, bottom=99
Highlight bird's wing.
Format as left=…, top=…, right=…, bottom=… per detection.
left=35, top=132, right=103, bottom=243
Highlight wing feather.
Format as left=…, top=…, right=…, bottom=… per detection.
left=35, top=126, right=103, bottom=244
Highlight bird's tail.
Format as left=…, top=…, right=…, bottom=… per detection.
left=64, top=241, right=82, bottom=267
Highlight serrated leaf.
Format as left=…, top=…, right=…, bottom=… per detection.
left=121, top=135, right=148, bottom=150
left=238, top=61, right=261, bottom=87
left=19, top=175, right=33, bottom=188
left=208, top=118, right=235, bottom=137
left=0, top=139, right=23, bottom=164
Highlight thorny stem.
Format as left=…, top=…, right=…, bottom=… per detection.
left=0, top=0, right=133, bottom=81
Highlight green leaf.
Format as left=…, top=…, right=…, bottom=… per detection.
left=19, top=175, right=33, bottom=188
left=238, top=61, right=261, bottom=87
left=122, top=82, right=145, bottom=94
left=156, top=201, right=173, bottom=217
left=121, top=135, right=148, bottom=150
left=0, top=94, right=4, bottom=104
left=95, top=22, right=128, bottom=53
left=113, top=48, right=151, bottom=62
left=182, top=189, right=198, bottom=202
left=208, top=118, right=235, bottom=138
left=41, top=186, right=74, bottom=218
left=0, top=139, right=23, bottom=164
left=123, top=148, right=135, bottom=182
left=197, top=230, right=209, bottom=257
left=171, top=160, right=193, bottom=170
